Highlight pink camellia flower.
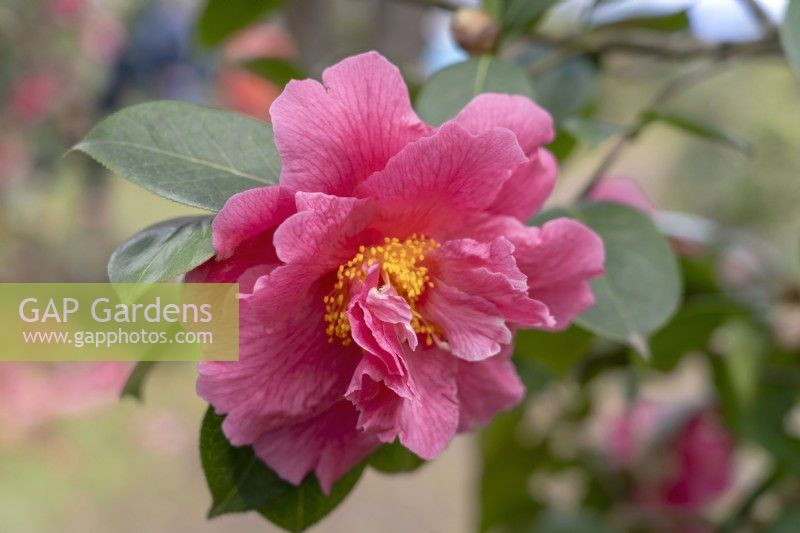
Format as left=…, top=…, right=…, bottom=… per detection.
left=610, top=401, right=734, bottom=510
left=589, top=177, right=656, bottom=215
left=190, top=52, right=605, bottom=493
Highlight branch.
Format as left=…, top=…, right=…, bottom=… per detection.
left=528, top=31, right=782, bottom=61
left=388, top=0, right=459, bottom=11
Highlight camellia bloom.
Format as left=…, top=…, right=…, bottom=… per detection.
left=609, top=401, right=734, bottom=510
left=190, top=52, right=604, bottom=493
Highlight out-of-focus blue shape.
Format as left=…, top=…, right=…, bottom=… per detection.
left=100, top=2, right=213, bottom=110
left=689, top=0, right=787, bottom=43
left=541, top=0, right=788, bottom=43
left=421, top=0, right=476, bottom=76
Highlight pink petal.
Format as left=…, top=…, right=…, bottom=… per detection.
left=420, top=281, right=512, bottom=361
left=253, top=401, right=380, bottom=494
left=429, top=237, right=553, bottom=328
left=510, top=218, right=605, bottom=329
left=197, top=266, right=360, bottom=445
left=347, top=348, right=459, bottom=459
left=187, top=186, right=295, bottom=285
left=270, top=51, right=431, bottom=196
left=455, top=345, right=525, bottom=431
left=451, top=94, right=557, bottom=220
left=347, top=265, right=415, bottom=378
left=487, top=148, right=557, bottom=221
left=272, top=192, right=377, bottom=273
left=212, top=186, right=295, bottom=260
left=451, top=93, right=555, bottom=154
left=354, top=122, right=527, bottom=238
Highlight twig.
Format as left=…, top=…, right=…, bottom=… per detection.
left=577, top=61, right=727, bottom=198
left=739, top=0, right=774, bottom=31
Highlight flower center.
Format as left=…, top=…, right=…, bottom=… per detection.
left=324, top=235, right=439, bottom=346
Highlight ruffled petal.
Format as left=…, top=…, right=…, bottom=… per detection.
left=354, top=122, right=527, bottom=238
left=420, top=281, right=512, bottom=361
left=429, top=237, right=553, bottom=328
left=187, top=186, right=295, bottom=285
left=272, top=192, right=377, bottom=273
left=270, top=51, right=431, bottom=196
left=253, top=401, right=380, bottom=494
left=455, top=345, right=524, bottom=431
left=487, top=148, right=557, bottom=221
left=451, top=94, right=556, bottom=220
left=512, top=218, right=605, bottom=328
left=451, top=93, right=554, bottom=154
left=346, top=348, right=459, bottom=459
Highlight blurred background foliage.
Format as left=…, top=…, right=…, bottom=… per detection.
left=2, top=0, right=800, bottom=531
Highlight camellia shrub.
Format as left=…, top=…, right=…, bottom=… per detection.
left=74, top=0, right=800, bottom=531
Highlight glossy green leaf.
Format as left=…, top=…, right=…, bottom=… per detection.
left=244, top=58, right=306, bottom=88
left=780, top=0, right=800, bottom=76
left=641, top=110, right=754, bottom=157
left=197, top=0, right=282, bottom=46
left=415, top=57, right=535, bottom=126
left=108, top=216, right=214, bottom=284
left=534, top=55, right=598, bottom=123
left=368, top=440, right=426, bottom=473
left=485, top=0, right=557, bottom=36
left=200, top=408, right=364, bottom=530
left=515, top=325, right=594, bottom=376
left=537, top=203, right=682, bottom=355
left=75, top=101, right=281, bottom=211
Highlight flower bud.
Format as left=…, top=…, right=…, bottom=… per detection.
left=451, top=8, right=500, bottom=55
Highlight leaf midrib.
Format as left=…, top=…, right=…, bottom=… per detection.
left=77, top=140, right=274, bottom=184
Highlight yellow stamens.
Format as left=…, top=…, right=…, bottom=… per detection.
left=324, top=235, right=440, bottom=345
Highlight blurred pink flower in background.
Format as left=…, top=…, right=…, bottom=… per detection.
left=589, top=177, right=656, bottom=215
left=6, top=72, right=61, bottom=125
left=192, top=52, right=604, bottom=493
left=0, top=363, right=130, bottom=443
left=610, top=400, right=734, bottom=510
left=46, top=0, right=85, bottom=24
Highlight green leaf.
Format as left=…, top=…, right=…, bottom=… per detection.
left=649, top=296, right=748, bottom=371
left=244, top=58, right=306, bottom=88
left=368, top=440, right=426, bottom=473
left=515, top=325, right=594, bottom=376
left=415, top=56, right=535, bottom=126
left=537, top=203, right=682, bottom=355
left=533, top=55, right=598, bottom=123
left=780, top=0, right=800, bottom=76
left=200, top=407, right=364, bottom=530
left=197, top=0, right=282, bottom=46
left=75, top=101, right=281, bottom=211
left=259, top=467, right=364, bottom=532
left=597, top=11, right=689, bottom=32
left=641, top=110, right=754, bottom=157
left=485, top=0, right=557, bottom=36
left=108, top=216, right=214, bottom=303
left=120, top=361, right=157, bottom=400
